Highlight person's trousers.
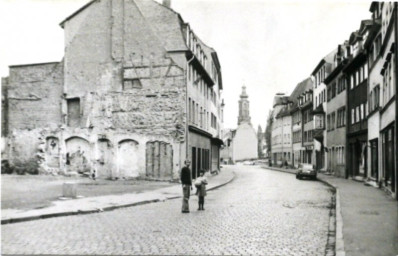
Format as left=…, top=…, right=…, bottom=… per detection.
left=182, top=185, right=190, bottom=212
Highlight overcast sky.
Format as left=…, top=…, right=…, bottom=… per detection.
left=0, top=0, right=371, bottom=131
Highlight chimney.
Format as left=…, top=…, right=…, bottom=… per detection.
left=162, top=0, right=171, bottom=8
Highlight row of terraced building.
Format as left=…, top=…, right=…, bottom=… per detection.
left=267, top=2, right=398, bottom=200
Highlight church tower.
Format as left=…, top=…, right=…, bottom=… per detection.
left=238, top=86, right=251, bottom=125
left=232, top=85, right=258, bottom=161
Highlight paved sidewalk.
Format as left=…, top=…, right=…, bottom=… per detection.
left=1, top=168, right=235, bottom=225
left=262, top=165, right=398, bottom=256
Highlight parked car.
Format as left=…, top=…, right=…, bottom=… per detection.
left=243, top=161, right=255, bottom=165
left=296, top=163, right=317, bottom=180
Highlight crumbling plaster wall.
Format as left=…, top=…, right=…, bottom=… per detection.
left=5, top=62, right=63, bottom=170
left=4, top=0, right=189, bottom=179
left=7, top=63, right=63, bottom=130
left=58, top=58, right=187, bottom=179
left=59, top=0, right=188, bottom=179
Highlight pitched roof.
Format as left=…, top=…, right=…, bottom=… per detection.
left=273, top=94, right=290, bottom=107
left=59, top=0, right=96, bottom=28
left=276, top=105, right=291, bottom=118
left=290, top=77, right=313, bottom=105
left=311, top=48, right=338, bottom=75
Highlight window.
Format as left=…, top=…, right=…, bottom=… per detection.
left=360, top=104, right=364, bottom=120
left=196, top=103, right=199, bottom=124
left=340, top=147, right=344, bottom=164
left=314, top=114, right=324, bottom=129
left=369, top=91, right=373, bottom=113
left=350, top=75, right=354, bottom=89
left=356, top=106, right=360, bottom=123
left=327, top=86, right=332, bottom=102
left=200, top=107, right=203, bottom=127
left=369, top=46, right=375, bottom=67
left=337, top=107, right=346, bottom=127
left=67, top=98, right=80, bottom=127
left=331, top=112, right=336, bottom=130
left=337, top=76, right=346, bottom=93
left=375, top=86, right=380, bottom=108
left=123, top=79, right=142, bottom=89
left=327, top=114, right=331, bottom=131
left=364, top=63, right=368, bottom=79
left=351, top=109, right=355, bottom=124
left=189, top=98, right=192, bottom=122
left=303, top=110, right=307, bottom=123
left=207, top=111, right=209, bottom=129
left=332, top=82, right=336, bottom=98
left=356, top=71, right=359, bottom=86
left=192, top=101, right=196, bottom=123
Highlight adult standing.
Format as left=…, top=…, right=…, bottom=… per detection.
left=180, top=159, right=192, bottom=213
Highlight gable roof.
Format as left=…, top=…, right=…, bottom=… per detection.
left=59, top=0, right=96, bottom=28
left=290, top=77, right=313, bottom=105
left=289, top=77, right=313, bottom=113
left=311, top=49, right=337, bottom=75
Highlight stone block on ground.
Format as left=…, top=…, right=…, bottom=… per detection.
left=63, top=182, right=77, bottom=198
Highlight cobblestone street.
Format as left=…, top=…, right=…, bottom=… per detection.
left=2, top=166, right=333, bottom=255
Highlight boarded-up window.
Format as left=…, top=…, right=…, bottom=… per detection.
left=67, top=98, right=80, bottom=127
left=146, top=141, right=173, bottom=180
left=123, top=79, right=142, bottom=90
left=118, top=140, right=139, bottom=178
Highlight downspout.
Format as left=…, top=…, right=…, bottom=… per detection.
left=346, top=75, right=349, bottom=179
left=394, top=2, right=398, bottom=199
left=186, top=54, right=195, bottom=165
left=281, top=114, right=284, bottom=166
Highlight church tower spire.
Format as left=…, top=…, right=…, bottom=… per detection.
left=238, top=85, right=251, bottom=125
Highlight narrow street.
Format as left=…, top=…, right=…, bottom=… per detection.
left=2, top=166, right=333, bottom=255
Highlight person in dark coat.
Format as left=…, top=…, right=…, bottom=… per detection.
left=180, top=159, right=192, bottom=213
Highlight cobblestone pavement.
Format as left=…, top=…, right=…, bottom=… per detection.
left=2, top=165, right=333, bottom=255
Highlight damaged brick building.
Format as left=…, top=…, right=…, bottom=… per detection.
left=1, top=0, right=224, bottom=180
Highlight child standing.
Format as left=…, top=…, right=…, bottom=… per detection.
left=194, top=170, right=208, bottom=211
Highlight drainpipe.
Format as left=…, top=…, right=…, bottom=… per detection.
left=282, top=113, right=284, bottom=166
left=394, top=2, right=398, bottom=199
left=186, top=54, right=195, bottom=173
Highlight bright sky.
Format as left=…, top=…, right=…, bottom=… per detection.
left=0, top=0, right=371, bottom=131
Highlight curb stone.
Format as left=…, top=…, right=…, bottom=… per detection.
left=1, top=171, right=236, bottom=225
left=319, top=179, right=345, bottom=256
left=262, top=166, right=345, bottom=256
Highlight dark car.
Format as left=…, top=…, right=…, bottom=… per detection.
left=296, top=163, right=317, bottom=180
